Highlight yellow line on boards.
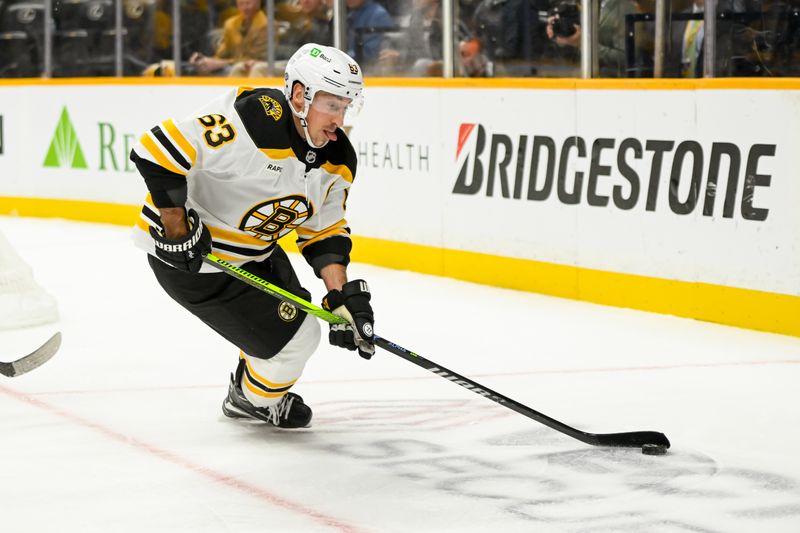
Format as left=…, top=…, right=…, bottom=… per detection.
left=0, top=197, right=140, bottom=226
left=2, top=196, right=799, bottom=338
left=349, top=236, right=800, bottom=338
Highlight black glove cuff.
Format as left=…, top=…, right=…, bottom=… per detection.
left=341, top=280, right=370, bottom=301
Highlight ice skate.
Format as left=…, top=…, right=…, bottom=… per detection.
left=222, top=370, right=312, bottom=428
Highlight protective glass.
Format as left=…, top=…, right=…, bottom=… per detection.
left=310, top=91, right=364, bottom=121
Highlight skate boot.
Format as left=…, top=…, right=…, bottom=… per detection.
left=221, top=362, right=312, bottom=428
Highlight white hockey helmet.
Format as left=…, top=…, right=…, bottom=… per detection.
left=283, top=43, right=364, bottom=124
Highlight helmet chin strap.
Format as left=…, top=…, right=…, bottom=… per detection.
left=291, top=97, right=328, bottom=150
left=300, top=117, right=328, bottom=150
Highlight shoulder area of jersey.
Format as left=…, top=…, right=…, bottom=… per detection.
left=234, top=86, right=291, bottom=126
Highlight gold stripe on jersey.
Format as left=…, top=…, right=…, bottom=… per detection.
left=135, top=198, right=276, bottom=263
left=163, top=119, right=197, bottom=166
left=139, top=133, right=188, bottom=176
left=295, top=219, right=349, bottom=250
left=321, top=162, right=353, bottom=183
left=260, top=147, right=296, bottom=160
left=136, top=194, right=159, bottom=229
left=205, top=222, right=271, bottom=248
left=135, top=220, right=273, bottom=264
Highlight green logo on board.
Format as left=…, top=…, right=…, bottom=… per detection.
left=310, top=48, right=321, bottom=57
left=43, top=107, right=88, bottom=169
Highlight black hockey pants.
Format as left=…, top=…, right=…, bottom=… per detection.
left=148, top=245, right=312, bottom=360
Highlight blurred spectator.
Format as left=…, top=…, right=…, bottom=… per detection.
left=378, top=0, right=444, bottom=75
left=152, top=0, right=222, bottom=65
left=662, top=0, right=747, bottom=77
left=281, top=0, right=334, bottom=54
left=347, top=0, right=395, bottom=65
left=660, top=0, right=704, bottom=77
left=188, top=0, right=270, bottom=76
left=546, top=0, right=639, bottom=77
left=459, top=37, right=491, bottom=76
left=456, top=0, right=551, bottom=76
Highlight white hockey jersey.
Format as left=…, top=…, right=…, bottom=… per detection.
left=130, top=87, right=356, bottom=275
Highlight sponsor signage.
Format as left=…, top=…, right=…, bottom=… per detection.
left=43, top=107, right=88, bottom=169
left=356, top=141, right=430, bottom=172
left=453, top=123, right=776, bottom=222
left=41, top=106, right=139, bottom=173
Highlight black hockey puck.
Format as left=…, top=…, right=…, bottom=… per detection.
left=641, top=443, right=668, bottom=456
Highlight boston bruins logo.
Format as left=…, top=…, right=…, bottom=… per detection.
left=240, top=195, right=314, bottom=243
left=259, top=95, right=283, bottom=121
left=278, top=302, right=298, bottom=322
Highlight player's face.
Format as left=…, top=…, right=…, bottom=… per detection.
left=305, top=91, right=351, bottom=146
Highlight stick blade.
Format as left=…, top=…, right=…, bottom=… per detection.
left=0, top=332, right=62, bottom=377
left=591, top=430, right=671, bottom=448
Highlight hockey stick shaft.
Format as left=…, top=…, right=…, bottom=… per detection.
left=0, top=332, right=62, bottom=377
left=203, top=253, right=669, bottom=448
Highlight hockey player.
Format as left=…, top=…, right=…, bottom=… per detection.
left=130, top=44, right=375, bottom=428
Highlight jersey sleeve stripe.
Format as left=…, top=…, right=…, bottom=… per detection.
left=295, top=220, right=350, bottom=250
left=141, top=201, right=161, bottom=226
left=295, top=219, right=347, bottom=237
left=152, top=125, right=191, bottom=171
left=162, top=119, right=197, bottom=166
left=321, top=162, right=354, bottom=183
left=139, top=133, right=188, bottom=176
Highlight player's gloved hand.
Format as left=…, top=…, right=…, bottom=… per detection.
left=149, top=208, right=212, bottom=273
left=323, top=280, right=375, bottom=359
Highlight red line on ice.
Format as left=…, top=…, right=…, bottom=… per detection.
left=0, top=384, right=366, bottom=533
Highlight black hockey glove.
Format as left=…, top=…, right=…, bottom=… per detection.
left=149, top=208, right=212, bottom=273
left=322, top=280, right=375, bottom=360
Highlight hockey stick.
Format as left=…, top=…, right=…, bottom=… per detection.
left=203, top=253, right=670, bottom=449
left=0, top=332, right=62, bottom=377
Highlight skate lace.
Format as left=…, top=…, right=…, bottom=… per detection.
left=266, top=394, right=295, bottom=426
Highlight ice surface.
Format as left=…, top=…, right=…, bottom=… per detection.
left=1, top=216, right=799, bottom=533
